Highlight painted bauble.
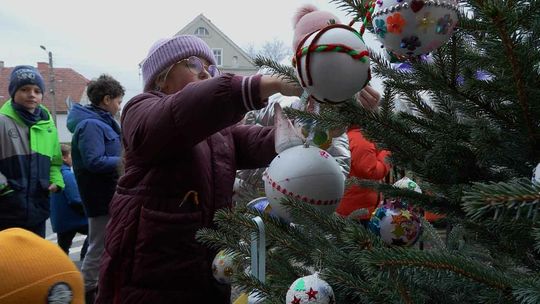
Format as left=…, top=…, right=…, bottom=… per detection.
left=286, top=273, right=335, bottom=304
left=294, top=24, right=371, bottom=104
left=372, top=0, right=459, bottom=57
left=212, top=250, right=236, bottom=284
left=393, top=176, right=422, bottom=193
left=368, top=199, right=422, bottom=246
left=533, top=163, right=540, bottom=184
left=263, top=145, right=345, bottom=222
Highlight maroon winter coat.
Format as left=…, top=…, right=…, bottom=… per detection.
left=97, top=74, right=276, bottom=304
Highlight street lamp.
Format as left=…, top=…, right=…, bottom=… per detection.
left=39, top=45, right=57, bottom=125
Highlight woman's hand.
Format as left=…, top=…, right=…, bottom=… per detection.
left=356, top=85, right=381, bottom=111
left=260, top=75, right=303, bottom=99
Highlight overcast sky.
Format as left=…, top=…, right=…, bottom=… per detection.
left=0, top=0, right=383, bottom=102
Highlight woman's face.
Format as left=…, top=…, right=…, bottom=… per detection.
left=13, top=84, right=43, bottom=112
left=160, top=57, right=213, bottom=94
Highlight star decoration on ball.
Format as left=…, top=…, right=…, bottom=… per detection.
left=306, top=288, right=319, bottom=300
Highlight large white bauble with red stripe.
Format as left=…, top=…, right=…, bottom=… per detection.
left=372, top=0, right=459, bottom=57
left=263, top=145, right=345, bottom=223
left=294, top=24, right=371, bottom=104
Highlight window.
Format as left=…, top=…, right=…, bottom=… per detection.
left=213, top=49, right=223, bottom=66
left=194, top=27, right=209, bottom=36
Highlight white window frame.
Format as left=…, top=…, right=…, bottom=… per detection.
left=212, top=48, right=223, bottom=66
left=194, top=27, right=209, bottom=36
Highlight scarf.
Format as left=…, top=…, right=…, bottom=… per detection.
left=10, top=101, right=49, bottom=126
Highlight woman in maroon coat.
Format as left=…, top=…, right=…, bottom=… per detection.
left=96, top=35, right=302, bottom=304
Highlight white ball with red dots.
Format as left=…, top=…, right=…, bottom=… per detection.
left=212, top=250, right=235, bottom=284
left=295, top=24, right=371, bottom=104
left=263, top=145, right=345, bottom=223
left=372, top=0, right=459, bottom=57
left=286, top=273, right=335, bottom=304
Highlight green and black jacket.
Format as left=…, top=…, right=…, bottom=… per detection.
left=0, top=100, right=64, bottom=227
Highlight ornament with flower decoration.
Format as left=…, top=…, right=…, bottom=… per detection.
left=368, top=177, right=423, bottom=246
left=371, top=0, right=459, bottom=58
left=212, top=250, right=236, bottom=284
left=294, top=23, right=371, bottom=104
left=286, top=273, right=335, bottom=304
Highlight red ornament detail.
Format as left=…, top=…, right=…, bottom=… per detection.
left=302, top=197, right=308, bottom=202
left=277, top=185, right=281, bottom=191
left=306, top=287, right=319, bottom=300
left=289, top=192, right=294, bottom=196
left=310, top=199, right=315, bottom=204
left=319, top=150, right=330, bottom=158
left=272, top=182, right=276, bottom=187
left=281, top=188, right=287, bottom=194
left=291, top=296, right=301, bottom=304
left=317, top=200, right=322, bottom=205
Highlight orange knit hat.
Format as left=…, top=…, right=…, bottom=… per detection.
left=0, top=228, right=84, bottom=304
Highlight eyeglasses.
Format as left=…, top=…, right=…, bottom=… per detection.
left=163, top=56, right=220, bottom=82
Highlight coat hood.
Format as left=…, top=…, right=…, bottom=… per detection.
left=67, top=103, right=117, bottom=133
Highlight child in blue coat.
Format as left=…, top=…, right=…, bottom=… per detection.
left=50, top=144, right=89, bottom=260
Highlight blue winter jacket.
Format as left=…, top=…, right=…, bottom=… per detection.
left=67, top=104, right=121, bottom=217
left=50, top=164, right=88, bottom=233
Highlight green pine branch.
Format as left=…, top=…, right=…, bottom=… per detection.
left=357, top=247, right=518, bottom=296
left=462, top=178, right=540, bottom=221
left=252, top=55, right=298, bottom=84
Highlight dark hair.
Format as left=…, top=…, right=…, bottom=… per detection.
left=60, top=144, right=71, bottom=157
left=87, top=74, right=125, bottom=106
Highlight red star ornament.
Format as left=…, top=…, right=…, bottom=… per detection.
left=291, top=296, right=302, bottom=304
left=306, top=287, right=319, bottom=300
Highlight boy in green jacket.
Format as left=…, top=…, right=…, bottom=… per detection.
left=0, top=65, right=64, bottom=237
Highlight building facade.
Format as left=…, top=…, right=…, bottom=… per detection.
left=175, top=14, right=258, bottom=76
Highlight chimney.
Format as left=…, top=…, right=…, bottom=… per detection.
left=0, top=61, right=4, bottom=68
left=37, top=62, right=48, bottom=70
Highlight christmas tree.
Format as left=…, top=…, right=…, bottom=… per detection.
left=197, top=0, right=540, bottom=303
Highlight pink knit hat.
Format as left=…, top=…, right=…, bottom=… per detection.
left=141, top=35, right=216, bottom=92
left=292, top=4, right=341, bottom=51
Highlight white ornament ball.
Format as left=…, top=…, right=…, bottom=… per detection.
left=263, top=145, right=345, bottom=222
left=368, top=199, right=422, bottom=246
left=372, top=0, right=459, bottom=57
left=295, top=24, right=371, bottom=104
left=286, top=273, right=335, bottom=304
left=393, top=176, right=422, bottom=193
left=212, top=250, right=235, bottom=284
left=532, top=163, right=540, bottom=184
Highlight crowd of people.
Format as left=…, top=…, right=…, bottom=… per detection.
left=0, top=5, right=397, bottom=304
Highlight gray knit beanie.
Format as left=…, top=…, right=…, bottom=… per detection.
left=142, top=35, right=216, bottom=92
